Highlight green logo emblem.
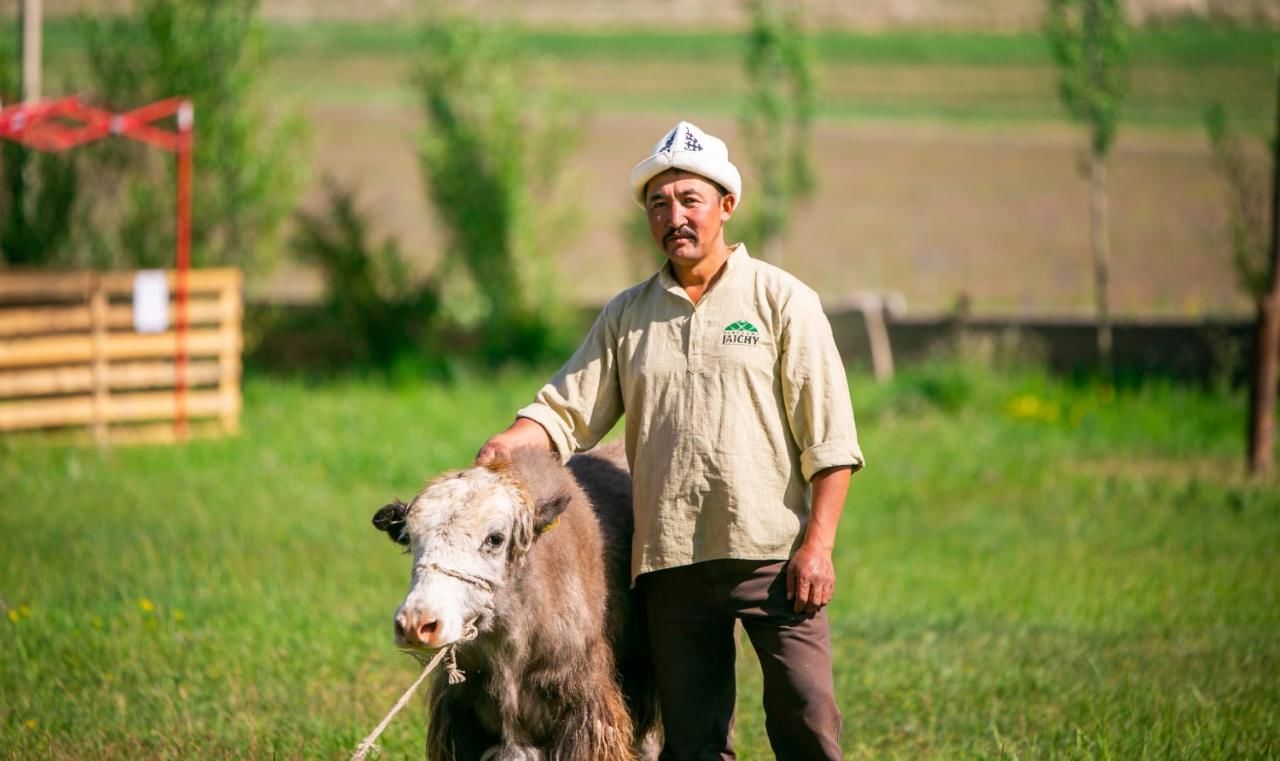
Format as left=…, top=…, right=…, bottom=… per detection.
left=722, top=320, right=761, bottom=345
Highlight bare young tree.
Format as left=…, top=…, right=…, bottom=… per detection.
left=1045, top=0, right=1128, bottom=373
left=1205, top=81, right=1280, bottom=476
left=740, top=0, right=816, bottom=266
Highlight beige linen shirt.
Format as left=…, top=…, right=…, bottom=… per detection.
left=517, top=244, right=863, bottom=583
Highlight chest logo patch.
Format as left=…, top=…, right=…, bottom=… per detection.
left=722, top=320, right=761, bottom=346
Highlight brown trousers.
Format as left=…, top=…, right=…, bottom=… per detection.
left=638, top=559, right=842, bottom=761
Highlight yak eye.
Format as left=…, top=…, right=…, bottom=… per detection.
left=485, top=532, right=505, bottom=549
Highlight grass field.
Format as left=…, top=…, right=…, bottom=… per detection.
left=2, top=362, right=1277, bottom=759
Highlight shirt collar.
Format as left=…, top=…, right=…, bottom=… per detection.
left=656, top=243, right=750, bottom=303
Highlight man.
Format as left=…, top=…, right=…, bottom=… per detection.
left=476, top=121, right=863, bottom=760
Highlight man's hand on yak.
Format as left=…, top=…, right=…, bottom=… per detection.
left=476, top=418, right=556, bottom=466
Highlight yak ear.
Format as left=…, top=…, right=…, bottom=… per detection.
left=372, top=499, right=410, bottom=546
left=532, top=492, right=571, bottom=535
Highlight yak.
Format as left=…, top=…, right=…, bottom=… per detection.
left=372, top=443, right=659, bottom=761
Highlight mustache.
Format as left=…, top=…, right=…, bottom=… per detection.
left=664, top=225, right=698, bottom=245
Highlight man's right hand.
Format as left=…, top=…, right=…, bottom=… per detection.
left=475, top=418, right=555, bottom=466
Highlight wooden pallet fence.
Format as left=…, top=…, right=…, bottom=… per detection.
left=0, top=268, right=242, bottom=442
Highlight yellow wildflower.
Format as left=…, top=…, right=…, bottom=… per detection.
left=24, top=719, right=38, bottom=730
left=1005, top=394, right=1060, bottom=423
left=7, top=609, right=18, bottom=624
left=18, top=604, right=31, bottom=617
left=139, top=598, right=155, bottom=613
left=172, top=609, right=185, bottom=623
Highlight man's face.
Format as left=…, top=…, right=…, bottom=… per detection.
left=644, top=170, right=735, bottom=266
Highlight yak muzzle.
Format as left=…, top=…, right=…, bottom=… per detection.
left=395, top=610, right=446, bottom=649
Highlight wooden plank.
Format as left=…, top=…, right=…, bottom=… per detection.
left=0, top=328, right=237, bottom=367
left=0, top=268, right=242, bottom=300
left=218, top=284, right=243, bottom=432
left=106, top=389, right=235, bottom=422
left=90, top=285, right=108, bottom=442
left=0, top=271, right=92, bottom=300
left=0, top=388, right=231, bottom=431
left=105, top=298, right=227, bottom=329
left=0, top=299, right=228, bottom=337
left=109, top=360, right=222, bottom=389
left=0, top=360, right=223, bottom=397
left=0, top=394, right=93, bottom=430
left=98, top=268, right=242, bottom=295
left=0, top=305, right=90, bottom=336
left=0, top=333, right=92, bottom=366
left=0, top=365, right=91, bottom=396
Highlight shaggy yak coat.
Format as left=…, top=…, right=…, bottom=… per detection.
left=373, top=443, right=659, bottom=761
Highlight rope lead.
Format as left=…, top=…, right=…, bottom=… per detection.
left=350, top=618, right=483, bottom=760
left=349, top=647, right=451, bottom=761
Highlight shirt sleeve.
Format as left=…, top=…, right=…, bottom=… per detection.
left=515, top=302, right=625, bottom=462
left=779, top=286, right=865, bottom=481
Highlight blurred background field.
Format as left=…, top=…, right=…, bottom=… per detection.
left=259, top=21, right=1274, bottom=315
left=25, top=13, right=1280, bottom=313
left=3, top=365, right=1278, bottom=759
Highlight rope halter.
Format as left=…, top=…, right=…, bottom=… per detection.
left=410, top=561, right=497, bottom=684
left=403, top=467, right=542, bottom=684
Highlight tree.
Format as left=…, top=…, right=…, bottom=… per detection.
left=0, top=42, right=81, bottom=267
left=412, top=16, right=579, bottom=365
left=77, top=0, right=305, bottom=272
left=740, top=0, right=817, bottom=265
left=1045, top=0, right=1128, bottom=372
left=1205, top=85, right=1280, bottom=475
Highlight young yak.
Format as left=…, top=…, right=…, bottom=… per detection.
left=372, top=443, right=658, bottom=761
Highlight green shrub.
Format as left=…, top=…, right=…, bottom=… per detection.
left=290, top=178, right=440, bottom=370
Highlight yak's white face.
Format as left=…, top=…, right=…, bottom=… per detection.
left=385, top=469, right=533, bottom=650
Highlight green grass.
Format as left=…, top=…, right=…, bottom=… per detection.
left=2, top=363, right=1278, bottom=758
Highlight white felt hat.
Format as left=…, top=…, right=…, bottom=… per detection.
left=629, top=121, right=742, bottom=208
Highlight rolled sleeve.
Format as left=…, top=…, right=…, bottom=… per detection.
left=780, top=287, right=865, bottom=482
left=799, top=439, right=865, bottom=482
left=516, top=302, right=624, bottom=462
